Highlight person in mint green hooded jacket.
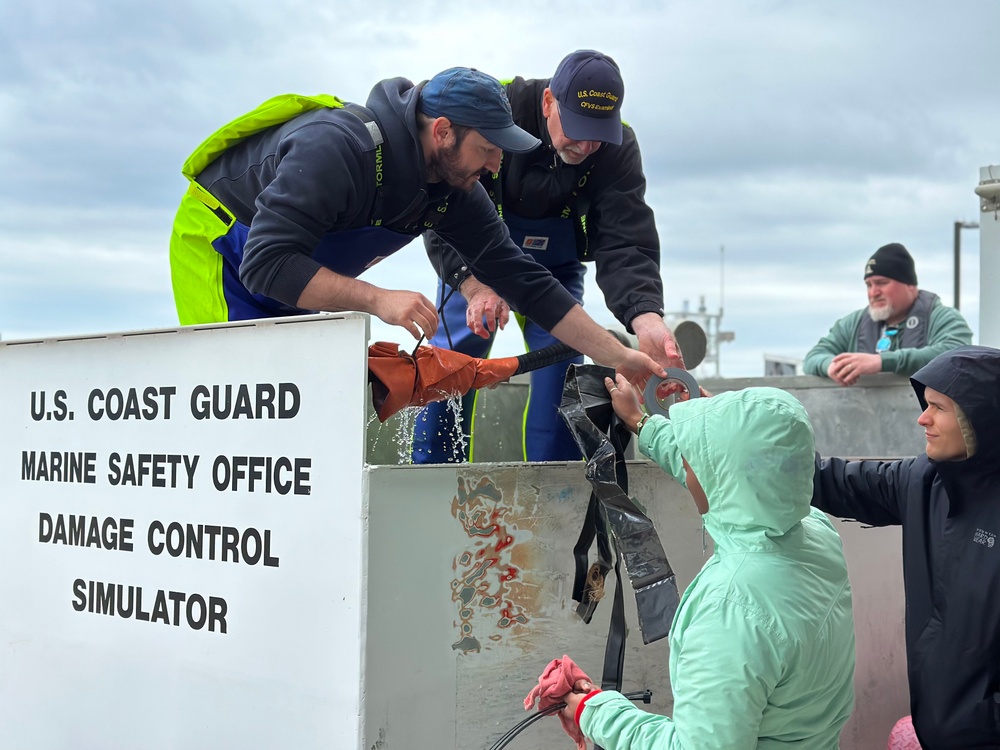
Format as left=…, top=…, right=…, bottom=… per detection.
left=557, top=379, right=856, bottom=749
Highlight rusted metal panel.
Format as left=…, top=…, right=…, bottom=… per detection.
left=363, top=461, right=906, bottom=750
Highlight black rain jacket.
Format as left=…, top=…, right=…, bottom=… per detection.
left=425, top=76, right=663, bottom=332
left=813, top=345, right=1000, bottom=749
left=195, top=78, right=577, bottom=330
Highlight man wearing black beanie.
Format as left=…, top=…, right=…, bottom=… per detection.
left=803, top=242, right=972, bottom=385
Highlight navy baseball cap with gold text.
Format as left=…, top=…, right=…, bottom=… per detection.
left=549, top=50, right=625, bottom=145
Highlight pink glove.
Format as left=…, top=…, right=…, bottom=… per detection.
left=887, top=716, right=923, bottom=749
left=524, top=655, right=592, bottom=750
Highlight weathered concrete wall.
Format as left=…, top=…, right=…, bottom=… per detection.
left=701, top=373, right=925, bottom=458
left=362, top=462, right=906, bottom=750
left=366, top=372, right=925, bottom=464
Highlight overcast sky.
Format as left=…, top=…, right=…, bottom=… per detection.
left=2, top=0, right=996, bottom=376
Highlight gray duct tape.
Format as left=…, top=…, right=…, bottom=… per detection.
left=643, top=368, right=701, bottom=418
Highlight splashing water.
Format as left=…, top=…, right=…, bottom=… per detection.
left=397, top=395, right=468, bottom=464
left=394, top=406, right=420, bottom=464
left=368, top=396, right=470, bottom=464
left=445, top=396, right=468, bottom=462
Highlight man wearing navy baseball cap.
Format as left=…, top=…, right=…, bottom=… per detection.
left=549, top=49, right=626, bottom=147
left=420, top=67, right=540, bottom=154
left=414, top=50, right=684, bottom=465
left=169, top=66, right=664, bottom=390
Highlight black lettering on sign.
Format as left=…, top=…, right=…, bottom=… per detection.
left=147, top=520, right=279, bottom=567
left=30, top=390, right=72, bottom=422
left=87, top=386, right=177, bottom=421
left=21, top=451, right=97, bottom=483
left=211, top=455, right=311, bottom=495
left=107, top=453, right=199, bottom=488
left=72, top=579, right=228, bottom=633
left=189, top=383, right=300, bottom=420
left=39, top=513, right=134, bottom=552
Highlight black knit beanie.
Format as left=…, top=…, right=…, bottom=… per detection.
left=864, top=243, right=917, bottom=285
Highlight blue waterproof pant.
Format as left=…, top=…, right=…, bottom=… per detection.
left=411, top=215, right=585, bottom=463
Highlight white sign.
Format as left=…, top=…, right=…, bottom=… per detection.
left=0, top=315, right=368, bottom=749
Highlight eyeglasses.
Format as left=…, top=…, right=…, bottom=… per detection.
left=876, top=327, right=900, bottom=353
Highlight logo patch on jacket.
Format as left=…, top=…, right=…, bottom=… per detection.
left=522, top=236, right=549, bottom=251
left=973, top=528, right=996, bottom=548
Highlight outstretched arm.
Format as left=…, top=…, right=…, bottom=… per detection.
left=812, top=454, right=912, bottom=526
left=551, top=306, right=666, bottom=387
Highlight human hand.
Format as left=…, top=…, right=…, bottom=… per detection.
left=633, top=314, right=686, bottom=371
left=372, top=289, right=439, bottom=341
left=605, top=375, right=645, bottom=432
left=559, top=679, right=601, bottom=723
left=611, top=346, right=668, bottom=396
left=828, top=352, right=881, bottom=386
left=462, top=278, right=509, bottom=339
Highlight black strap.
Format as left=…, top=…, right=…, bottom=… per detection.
left=342, top=104, right=388, bottom=228
left=562, top=364, right=678, bottom=687
left=601, top=555, right=627, bottom=694
left=571, top=411, right=632, bottom=695
left=571, top=493, right=612, bottom=623
left=485, top=152, right=505, bottom=219
left=343, top=103, right=454, bottom=240
left=600, top=414, right=632, bottom=693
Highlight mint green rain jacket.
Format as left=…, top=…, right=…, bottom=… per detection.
left=580, top=387, right=855, bottom=749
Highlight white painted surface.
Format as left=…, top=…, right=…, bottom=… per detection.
left=0, top=315, right=368, bottom=749
left=980, top=165, right=1000, bottom=347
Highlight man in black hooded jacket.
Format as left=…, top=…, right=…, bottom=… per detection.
left=813, top=345, right=1000, bottom=748
left=168, top=67, right=662, bottom=387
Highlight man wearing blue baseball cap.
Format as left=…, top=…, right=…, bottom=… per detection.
left=413, top=51, right=683, bottom=464
left=169, top=67, right=664, bottom=385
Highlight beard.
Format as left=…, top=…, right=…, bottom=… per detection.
left=428, top=142, right=482, bottom=192
left=867, top=302, right=894, bottom=322
left=556, top=145, right=589, bottom=165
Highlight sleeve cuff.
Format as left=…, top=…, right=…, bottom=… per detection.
left=250, top=254, right=322, bottom=308
left=624, top=305, right=665, bottom=333
left=575, top=690, right=603, bottom=726
left=637, top=414, right=667, bottom=455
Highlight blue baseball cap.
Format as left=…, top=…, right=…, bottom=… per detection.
left=549, top=50, right=625, bottom=145
left=420, top=67, right=541, bottom=154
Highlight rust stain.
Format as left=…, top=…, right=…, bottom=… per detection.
left=449, top=472, right=542, bottom=654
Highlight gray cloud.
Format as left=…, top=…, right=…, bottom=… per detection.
left=1, top=0, right=996, bottom=373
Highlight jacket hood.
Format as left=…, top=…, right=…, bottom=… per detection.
left=911, top=345, right=1000, bottom=479
left=664, top=387, right=816, bottom=548
left=368, top=76, right=421, bottom=137
left=364, top=77, right=441, bottom=223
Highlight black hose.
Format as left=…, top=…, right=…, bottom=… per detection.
left=488, top=689, right=652, bottom=750
left=512, top=342, right=581, bottom=375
